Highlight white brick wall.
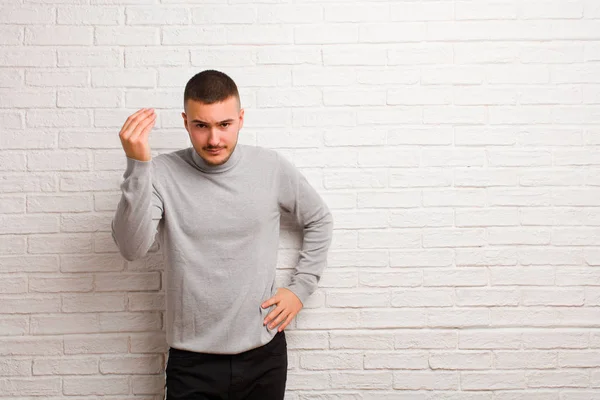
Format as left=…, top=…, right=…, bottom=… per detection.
left=2, top=0, right=600, bottom=398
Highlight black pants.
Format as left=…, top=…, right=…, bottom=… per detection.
left=165, top=331, right=287, bottom=400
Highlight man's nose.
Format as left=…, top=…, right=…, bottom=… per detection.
left=207, top=129, right=220, bottom=146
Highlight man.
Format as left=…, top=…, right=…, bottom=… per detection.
left=111, top=69, right=334, bottom=400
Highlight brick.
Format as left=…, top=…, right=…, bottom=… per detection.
left=459, top=330, right=522, bottom=350
left=59, top=171, right=123, bottom=192
left=360, top=270, right=422, bottom=288
left=257, top=46, right=320, bottom=65
left=456, top=208, right=519, bottom=227
left=526, top=371, right=588, bottom=388
left=358, top=191, right=420, bottom=209
left=521, top=1, right=584, bottom=19
left=423, top=268, right=488, bottom=287
left=100, top=355, right=162, bottom=374
left=60, top=212, right=113, bottom=233
left=25, top=26, right=93, bottom=45
left=0, top=358, right=30, bottom=376
left=360, top=23, right=425, bottom=43
left=127, top=292, right=164, bottom=312
left=0, top=275, right=27, bottom=293
left=0, top=89, right=55, bottom=108
left=132, top=374, right=166, bottom=394
left=392, top=2, right=453, bottom=21
left=0, top=6, right=54, bottom=23
left=64, top=334, right=129, bottom=354
left=0, top=25, right=23, bottom=45
left=323, top=46, right=387, bottom=66
left=31, top=314, right=100, bottom=334
left=96, top=26, right=159, bottom=45
left=58, top=6, right=120, bottom=25
left=30, top=275, right=93, bottom=293
left=257, top=87, right=322, bottom=108
left=296, top=25, right=357, bottom=44
left=126, top=6, right=189, bottom=24
left=27, top=194, right=92, bottom=213
left=130, top=331, right=167, bottom=353
left=393, top=371, right=458, bottom=390
left=63, top=376, right=129, bottom=395
left=258, top=5, right=320, bottom=23
left=456, top=288, right=519, bottom=306
left=0, top=235, right=26, bottom=255
left=27, top=110, right=90, bottom=128
left=0, top=377, right=61, bottom=396
left=58, top=89, right=121, bottom=108
left=126, top=48, right=188, bottom=67
left=0, top=215, right=58, bottom=234
left=33, top=358, right=98, bottom=375
left=0, top=69, right=24, bottom=87
left=0, top=152, right=26, bottom=171
left=0, top=255, right=58, bottom=273
left=26, top=70, right=89, bottom=87
left=324, top=4, right=389, bottom=22
left=392, top=289, right=453, bottom=307
left=92, top=69, right=155, bottom=88
left=324, top=88, right=386, bottom=106
left=429, top=352, right=491, bottom=370
left=331, top=371, right=392, bottom=390
left=27, top=150, right=90, bottom=171
left=0, top=295, right=60, bottom=314
left=461, top=372, right=526, bottom=390
left=61, top=253, right=125, bottom=273
left=456, top=248, right=518, bottom=267
left=162, top=26, right=227, bottom=45
left=194, top=5, right=256, bottom=23
left=0, top=337, right=62, bottom=356
left=63, top=293, right=126, bottom=312
left=424, top=106, right=486, bottom=124
left=300, top=352, right=363, bottom=370
left=59, top=48, right=122, bottom=67
left=455, top=1, right=518, bottom=20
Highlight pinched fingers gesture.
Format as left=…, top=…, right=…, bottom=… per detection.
left=119, top=108, right=157, bottom=162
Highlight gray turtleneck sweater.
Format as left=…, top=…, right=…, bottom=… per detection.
left=111, top=144, right=333, bottom=354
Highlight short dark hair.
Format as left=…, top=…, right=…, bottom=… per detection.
left=183, top=70, right=240, bottom=109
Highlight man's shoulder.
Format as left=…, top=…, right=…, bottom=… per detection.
left=240, top=144, right=281, bottom=165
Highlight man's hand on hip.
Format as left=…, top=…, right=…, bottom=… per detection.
left=261, top=288, right=303, bottom=332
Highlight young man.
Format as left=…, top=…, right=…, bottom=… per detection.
left=111, top=70, right=333, bottom=400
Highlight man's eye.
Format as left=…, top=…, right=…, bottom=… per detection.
left=221, top=123, right=230, bottom=127
left=196, top=124, right=206, bottom=128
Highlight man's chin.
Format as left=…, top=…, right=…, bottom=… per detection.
left=201, top=150, right=231, bottom=166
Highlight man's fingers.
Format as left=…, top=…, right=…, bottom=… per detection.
left=119, top=108, right=146, bottom=135
left=264, top=306, right=284, bottom=326
left=262, top=296, right=279, bottom=309
left=129, top=112, right=157, bottom=141
left=120, top=108, right=153, bottom=139
left=267, top=308, right=288, bottom=329
left=278, top=313, right=295, bottom=332
left=138, top=117, right=156, bottom=141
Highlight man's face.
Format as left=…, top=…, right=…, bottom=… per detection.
left=182, top=96, right=244, bottom=166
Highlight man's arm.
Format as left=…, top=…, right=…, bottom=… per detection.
left=111, top=108, right=163, bottom=261
left=111, top=158, right=163, bottom=261
left=276, top=152, right=334, bottom=305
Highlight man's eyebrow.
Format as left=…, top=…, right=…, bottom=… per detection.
left=190, top=118, right=235, bottom=124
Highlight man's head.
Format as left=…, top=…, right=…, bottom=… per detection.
left=182, top=70, right=244, bottom=166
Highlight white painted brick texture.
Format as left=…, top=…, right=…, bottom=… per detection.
left=1, top=0, right=600, bottom=398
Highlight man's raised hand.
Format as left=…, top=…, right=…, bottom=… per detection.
left=119, top=108, right=157, bottom=162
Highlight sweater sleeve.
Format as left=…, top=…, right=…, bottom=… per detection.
left=276, top=152, right=334, bottom=305
left=111, top=157, right=164, bottom=261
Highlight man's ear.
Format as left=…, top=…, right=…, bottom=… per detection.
left=181, top=112, right=187, bottom=130
left=238, top=108, right=244, bottom=130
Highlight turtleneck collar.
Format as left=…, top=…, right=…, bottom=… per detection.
left=190, top=143, right=243, bottom=174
